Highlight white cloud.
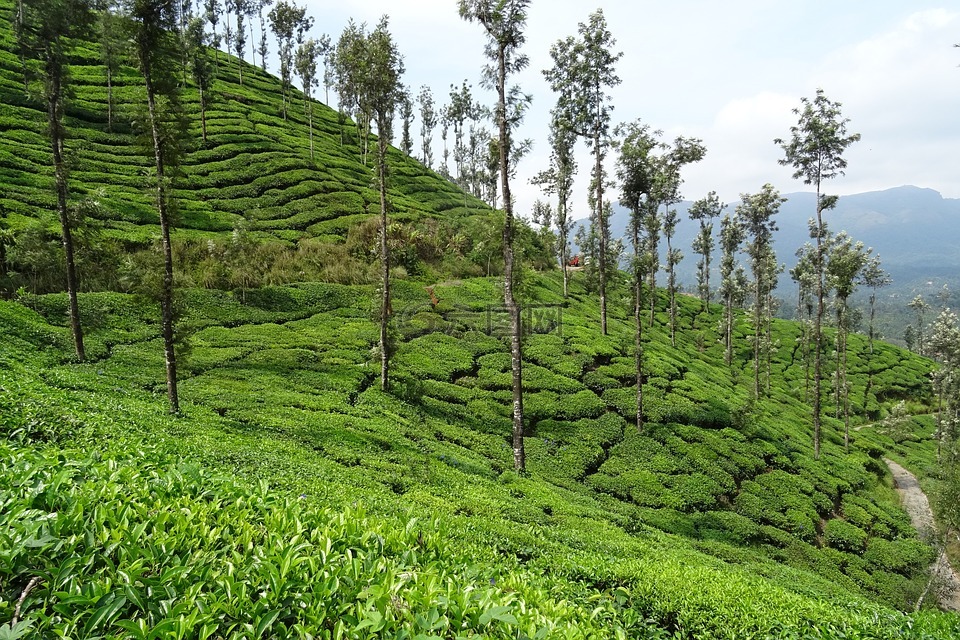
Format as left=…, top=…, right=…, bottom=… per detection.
left=296, top=1, right=960, bottom=219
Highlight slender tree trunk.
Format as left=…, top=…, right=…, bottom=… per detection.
left=199, top=84, right=208, bottom=143
left=497, top=50, right=524, bottom=473
left=46, top=59, right=85, bottom=361
left=725, top=293, right=734, bottom=366
left=649, top=208, right=660, bottom=329
left=144, top=68, right=180, bottom=414
left=378, top=131, right=390, bottom=392
left=842, top=303, right=850, bottom=453
left=594, top=130, right=607, bottom=336
left=106, top=66, right=114, bottom=132
left=634, top=224, right=643, bottom=432
left=753, top=275, right=761, bottom=399
left=813, top=186, right=824, bottom=460
left=248, top=19, right=256, bottom=67
left=561, top=245, right=569, bottom=298
left=211, top=22, right=219, bottom=68
left=16, top=0, right=28, bottom=94
left=704, top=245, right=712, bottom=310
left=835, top=304, right=843, bottom=419
left=308, top=103, right=314, bottom=160
left=667, top=233, right=676, bottom=347
left=765, top=293, right=773, bottom=394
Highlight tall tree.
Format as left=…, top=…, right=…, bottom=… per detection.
left=294, top=36, right=319, bottom=159
left=128, top=0, right=186, bottom=413
left=688, top=191, right=725, bottom=314
left=615, top=119, right=659, bottom=431
left=256, top=0, right=272, bottom=71
left=659, top=137, right=706, bottom=345
left=268, top=0, right=311, bottom=121
left=317, top=33, right=332, bottom=104
left=232, top=0, right=247, bottom=84
left=737, top=184, right=785, bottom=400
left=908, top=294, right=930, bottom=356
left=14, top=0, right=29, bottom=93
left=222, top=0, right=234, bottom=68
left=544, top=9, right=621, bottom=335
left=204, top=0, right=221, bottom=66
left=929, top=310, right=960, bottom=538
left=826, top=231, right=871, bottom=452
left=718, top=213, right=745, bottom=366
left=186, top=16, right=214, bottom=144
left=862, top=255, right=890, bottom=356
left=95, top=0, right=124, bottom=132
left=446, top=80, right=482, bottom=189
left=663, top=207, right=682, bottom=346
left=335, top=20, right=376, bottom=164
left=792, top=241, right=818, bottom=403
left=642, top=182, right=662, bottom=328
left=776, top=89, right=860, bottom=460
left=22, top=0, right=93, bottom=361
left=531, top=114, right=577, bottom=297
left=459, top=0, right=532, bottom=473
left=367, top=18, right=404, bottom=393
left=399, top=85, right=414, bottom=156
left=331, top=18, right=404, bottom=390
left=0, top=201, right=10, bottom=289
left=417, top=85, right=437, bottom=168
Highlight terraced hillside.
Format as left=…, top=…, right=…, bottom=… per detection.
left=2, top=3, right=958, bottom=637
left=3, top=270, right=955, bottom=637
left=0, top=0, right=485, bottom=253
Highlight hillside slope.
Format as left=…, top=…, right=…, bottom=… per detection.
left=2, top=2, right=958, bottom=636
left=2, top=272, right=956, bottom=637
left=0, top=0, right=485, bottom=252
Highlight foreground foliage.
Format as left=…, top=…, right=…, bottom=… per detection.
left=0, top=271, right=957, bottom=637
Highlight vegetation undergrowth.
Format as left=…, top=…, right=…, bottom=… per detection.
left=1, top=0, right=958, bottom=634
left=2, top=271, right=957, bottom=638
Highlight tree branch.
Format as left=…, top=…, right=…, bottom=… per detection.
left=11, top=576, right=42, bottom=626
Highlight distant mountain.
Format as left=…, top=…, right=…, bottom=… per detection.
left=575, top=185, right=960, bottom=293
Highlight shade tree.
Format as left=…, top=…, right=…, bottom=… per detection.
left=399, top=85, right=414, bottom=157
left=688, top=191, right=725, bottom=314
left=825, top=231, right=871, bottom=451
left=127, top=0, right=189, bottom=413
left=294, top=36, right=320, bottom=159
left=268, top=0, right=311, bottom=121
left=531, top=114, right=577, bottom=297
left=861, top=255, right=890, bottom=355
left=459, top=0, right=532, bottom=473
left=186, top=16, right=214, bottom=143
left=736, top=184, right=785, bottom=400
left=95, top=0, right=125, bottom=132
left=255, top=0, right=272, bottom=71
left=615, top=119, right=660, bottom=430
left=718, top=213, right=745, bottom=366
left=544, top=9, right=621, bottom=335
left=908, top=294, right=930, bottom=356
left=231, top=0, right=246, bottom=83
left=21, top=0, right=94, bottom=362
left=417, top=85, right=437, bottom=168
left=776, top=89, right=860, bottom=460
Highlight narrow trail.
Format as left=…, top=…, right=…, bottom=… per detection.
left=884, top=458, right=960, bottom=611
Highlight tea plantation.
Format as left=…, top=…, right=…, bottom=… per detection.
left=2, top=0, right=959, bottom=635
left=2, top=273, right=957, bottom=638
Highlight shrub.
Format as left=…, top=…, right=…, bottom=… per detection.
left=824, top=519, right=868, bottom=553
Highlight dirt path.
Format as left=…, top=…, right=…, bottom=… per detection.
left=884, top=458, right=960, bottom=611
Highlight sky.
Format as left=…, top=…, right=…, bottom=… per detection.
left=301, top=1, right=960, bottom=219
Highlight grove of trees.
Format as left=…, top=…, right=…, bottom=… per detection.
left=6, top=0, right=914, bottom=475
